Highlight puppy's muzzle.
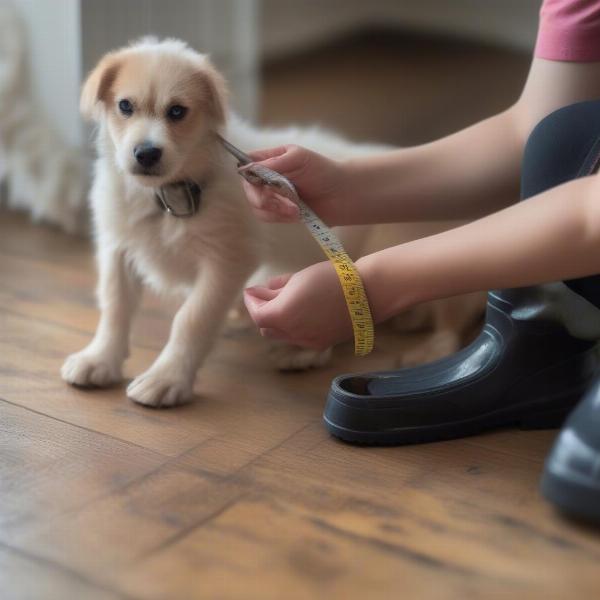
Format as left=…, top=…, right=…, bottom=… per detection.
left=134, top=142, right=163, bottom=170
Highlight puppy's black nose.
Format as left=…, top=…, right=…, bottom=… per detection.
left=134, top=143, right=162, bottom=169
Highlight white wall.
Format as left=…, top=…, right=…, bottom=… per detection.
left=12, top=0, right=82, bottom=147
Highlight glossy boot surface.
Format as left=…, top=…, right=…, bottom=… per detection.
left=324, top=289, right=599, bottom=445
left=541, top=377, right=600, bottom=523
left=324, top=100, right=600, bottom=446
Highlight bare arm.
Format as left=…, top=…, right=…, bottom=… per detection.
left=242, top=59, right=600, bottom=349
left=359, top=174, right=600, bottom=322
left=334, top=59, right=600, bottom=224
left=245, top=59, right=600, bottom=226
left=243, top=173, right=600, bottom=351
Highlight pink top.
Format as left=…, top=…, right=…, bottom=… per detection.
left=535, top=0, right=600, bottom=61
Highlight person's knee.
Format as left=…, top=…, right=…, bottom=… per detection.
left=521, top=100, right=600, bottom=200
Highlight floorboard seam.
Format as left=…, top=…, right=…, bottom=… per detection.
left=0, top=395, right=167, bottom=458
left=307, top=516, right=497, bottom=581
left=0, top=539, right=141, bottom=600
left=462, top=437, right=547, bottom=465
left=0, top=306, right=162, bottom=353
left=0, top=306, right=96, bottom=337
left=137, top=494, right=244, bottom=561
left=228, top=420, right=318, bottom=476
left=129, top=422, right=320, bottom=560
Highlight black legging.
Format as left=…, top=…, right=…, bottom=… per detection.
left=521, top=99, right=600, bottom=307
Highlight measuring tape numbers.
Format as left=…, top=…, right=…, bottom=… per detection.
left=219, top=136, right=375, bottom=356
left=295, top=196, right=374, bottom=356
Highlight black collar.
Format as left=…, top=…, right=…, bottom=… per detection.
left=155, top=181, right=202, bottom=217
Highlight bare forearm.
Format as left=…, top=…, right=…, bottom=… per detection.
left=358, top=176, right=600, bottom=322
left=337, top=108, right=524, bottom=225
left=331, top=59, right=600, bottom=226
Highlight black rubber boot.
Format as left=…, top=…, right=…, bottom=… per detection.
left=541, top=377, right=600, bottom=523
left=324, top=288, right=599, bottom=444
left=324, top=100, right=600, bottom=446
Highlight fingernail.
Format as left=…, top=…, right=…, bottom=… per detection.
left=245, top=286, right=269, bottom=297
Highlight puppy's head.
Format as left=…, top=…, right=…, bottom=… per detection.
left=81, top=38, right=227, bottom=186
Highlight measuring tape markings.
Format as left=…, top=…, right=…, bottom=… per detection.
left=219, top=136, right=375, bottom=356
left=295, top=196, right=374, bottom=356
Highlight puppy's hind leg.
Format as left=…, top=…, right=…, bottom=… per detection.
left=127, top=259, right=252, bottom=408
left=268, top=342, right=333, bottom=371
left=62, top=246, right=141, bottom=387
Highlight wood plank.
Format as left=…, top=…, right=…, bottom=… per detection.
left=12, top=463, right=244, bottom=583
left=0, top=311, right=214, bottom=456
left=113, top=494, right=526, bottom=600
left=0, top=545, right=124, bottom=600
left=119, top=495, right=580, bottom=600
left=0, top=399, right=165, bottom=542
left=241, top=423, right=600, bottom=570
left=0, top=210, right=91, bottom=268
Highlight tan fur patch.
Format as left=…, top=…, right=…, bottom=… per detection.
left=105, top=52, right=226, bottom=123
left=82, top=42, right=231, bottom=184
left=81, top=56, right=121, bottom=119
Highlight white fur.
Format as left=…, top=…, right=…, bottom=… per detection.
left=60, top=38, right=481, bottom=407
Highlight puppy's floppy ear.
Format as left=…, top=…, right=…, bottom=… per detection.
left=195, top=60, right=228, bottom=126
left=80, top=53, right=121, bottom=121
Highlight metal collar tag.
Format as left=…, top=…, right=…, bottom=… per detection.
left=155, top=181, right=202, bottom=218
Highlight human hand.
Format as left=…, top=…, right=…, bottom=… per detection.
left=243, top=262, right=354, bottom=350
left=240, top=145, right=345, bottom=224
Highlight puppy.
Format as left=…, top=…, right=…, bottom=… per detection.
left=61, top=38, right=483, bottom=407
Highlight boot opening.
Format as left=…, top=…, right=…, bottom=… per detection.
left=338, top=376, right=373, bottom=396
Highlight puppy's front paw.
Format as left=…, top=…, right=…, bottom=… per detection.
left=268, top=343, right=332, bottom=371
left=61, top=349, right=123, bottom=387
left=127, top=365, right=194, bottom=408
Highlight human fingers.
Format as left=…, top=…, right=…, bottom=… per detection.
left=247, top=146, right=288, bottom=162
left=266, top=273, right=293, bottom=290
left=251, top=144, right=308, bottom=177
left=241, top=180, right=299, bottom=218
left=243, top=286, right=283, bottom=328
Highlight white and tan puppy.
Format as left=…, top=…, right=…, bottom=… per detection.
left=61, top=38, right=482, bottom=407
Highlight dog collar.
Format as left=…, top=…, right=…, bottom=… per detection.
left=155, top=181, right=202, bottom=218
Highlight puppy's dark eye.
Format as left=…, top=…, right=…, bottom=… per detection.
left=167, top=105, right=187, bottom=121
left=118, top=99, right=133, bottom=116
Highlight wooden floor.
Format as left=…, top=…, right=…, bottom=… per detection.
left=2, top=32, right=600, bottom=600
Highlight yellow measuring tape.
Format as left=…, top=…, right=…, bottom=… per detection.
left=219, top=136, right=375, bottom=356
left=293, top=196, right=374, bottom=356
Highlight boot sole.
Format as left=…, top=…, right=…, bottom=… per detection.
left=323, top=350, right=596, bottom=446
left=324, top=395, right=578, bottom=446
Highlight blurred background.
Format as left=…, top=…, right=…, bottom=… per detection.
left=1, top=0, right=541, bottom=227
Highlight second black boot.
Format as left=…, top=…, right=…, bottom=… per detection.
left=541, top=376, right=600, bottom=523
